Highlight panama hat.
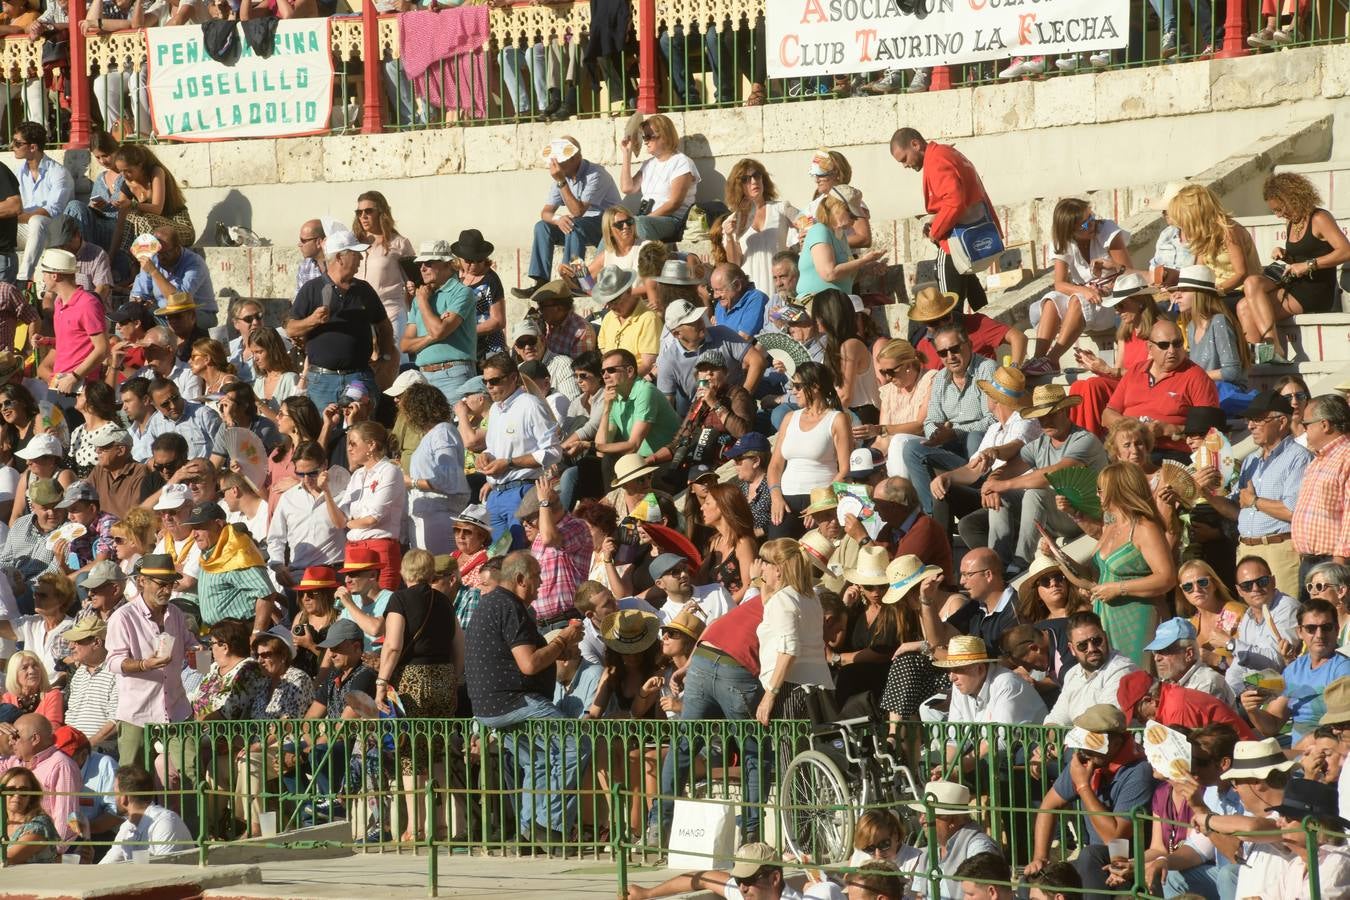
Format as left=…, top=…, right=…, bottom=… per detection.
left=413, top=239, right=455, bottom=263
left=1104, top=272, right=1159, bottom=307
left=39, top=248, right=77, bottom=275
left=662, top=607, right=705, bottom=642
left=932, top=635, right=999, bottom=669
left=905, top=780, right=972, bottom=813
left=1022, top=383, right=1083, bottom=419
left=882, top=554, right=943, bottom=605
left=653, top=259, right=701, bottom=286
left=455, top=503, right=491, bottom=533
left=1147, top=180, right=1192, bottom=211
left=600, top=609, right=660, bottom=654
left=800, top=529, right=838, bottom=573
left=908, top=285, right=960, bottom=323
left=843, top=545, right=891, bottom=586
left=611, top=453, right=659, bottom=488
left=154, top=292, right=196, bottom=317
left=1017, top=555, right=1066, bottom=612
left=976, top=366, right=1030, bottom=410
left=800, top=486, right=839, bottom=517
left=1220, top=737, right=1298, bottom=781
left=1175, top=264, right=1222, bottom=296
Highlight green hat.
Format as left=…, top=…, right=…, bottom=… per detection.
left=28, top=478, right=63, bottom=507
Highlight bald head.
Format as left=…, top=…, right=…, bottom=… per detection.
left=959, top=548, right=1005, bottom=602
left=299, top=219, right=325, bottom=262
left=1148, top=319, right=1186, bottom=372
left=14, top=713, right=53, bottom=761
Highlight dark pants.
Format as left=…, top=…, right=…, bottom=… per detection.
left=528, top=215, right=604, bottom=282
left=764, top=492, right=808, bottom=539
left=937, top=246, right=988, bottom=312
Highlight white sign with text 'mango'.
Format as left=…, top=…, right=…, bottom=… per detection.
left=145, top=20, right=334, bottom=141
left=766, top=0, right=1130, bottom=79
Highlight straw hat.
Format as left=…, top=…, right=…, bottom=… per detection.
left=932, top=635, right=999, bottom=669
left=611, top=453, right=659, bottom=488
left=154, top=292, right=197, bottom=317
left=600, top=609, right=660, bottom=654
left=904, top=780, right=973, bottom=813
left=1320, top=676, right=1350, bottom=727
left=882, top=554, right=943, bottom=605
left=800, top=486, right=839, bottom=517
left=1017, top=555, right=1065, bottom=612
left=908, top=285, right=960, bottom=323
left=1219, top=737, right=1298, bottom=781
left=843, top=545, right=891, bottom=586
left=800, top=529, right=838, bottom=573
left=1022, top=383, right=1083, bottom=419
left=662, top=607, right=706, bottom=642
left=1146, top=180, right=1192, bottom=211
left=975, top=366, right=1030, bottom=410
left=1175, top=264, right=1223, bottom=296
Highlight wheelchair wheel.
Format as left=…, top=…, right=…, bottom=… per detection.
left=779, top=749, right=855, bottom=865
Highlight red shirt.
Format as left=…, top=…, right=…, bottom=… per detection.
left=893, top=510, right=954, bottom=585
left=52, top=287, right=106, bottom=379
left=921, top=142, right=1001, bottom=250
left=917, top=314, right=1010, bottom=370
left=701, top=595, right=764, bottom=676
left=1157, top=683, right=1256, bottom=740
left=1106, top=358, right=1219, bottom=452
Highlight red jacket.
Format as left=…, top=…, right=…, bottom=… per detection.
left=921, top=142, right=1001, bottom=251
left=1156, top=682, right=1256, bottom=740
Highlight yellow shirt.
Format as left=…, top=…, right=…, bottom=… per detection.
left=597, top=306, right=660, bottom=359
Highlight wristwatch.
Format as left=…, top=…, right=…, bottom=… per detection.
left=830, top=651, right=842, bottom=666
left=538, top=500, right=553, bottom=508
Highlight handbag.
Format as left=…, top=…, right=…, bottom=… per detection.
left=667, top=797, right=737, bottom=870
left=945, top=202, right=1004, bottom=275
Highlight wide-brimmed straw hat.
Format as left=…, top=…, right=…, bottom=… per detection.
left=611, top=453, right=659, bottom=488
left=600, top=609, right=660, bottom=654
left=843, top=545, right=891, bottom=586
left=1104, top=272, right=1159, bottom=307
left=908, top=285, right=960, bottom=323
left=800, top=486, right=839, bottom=517
left=932, top=635, right=999, bottom=669
left=800, top=529, right=837, bottom=573
left=1174, top=264, right=1222, bottom=296
left=1320, top=677, right=1350, bottom=727
left=1022, top=383, right=1083, bottom=419
left=976, top=366, right=1030, bottom=410
left=1017, top=555, right=1066, bottom=612
left=882, top=554, right=943, bottom=605
left=662, top=607, right=705, bottom=642
left=1220, top=737, right=1298, bottom=781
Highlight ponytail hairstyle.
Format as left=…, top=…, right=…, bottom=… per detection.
left=759, top=538, right=814, bottom=595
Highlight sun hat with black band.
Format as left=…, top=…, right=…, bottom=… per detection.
left=1220, top=737, right=1298, bottom=780
left=611, top=453, right=660, bottom=488
left=601, top=609, right=660, bottom=654
left=1265, top=778, right=1350, bottom=830
left=412, top=239, right=455, bottom=263
left=1174, top=264, right=1222, bottom=296
left=904, top=780, right=972, bottom=813
left=1103, top=271, right=1158, bottom=307
left=134, top=552, right=182, bottom=582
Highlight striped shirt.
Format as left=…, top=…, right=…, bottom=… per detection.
left=1292, top=435, right=1350, bottom=558
left=197, top=561, right=276, bottom=626
left=66, top=659, right=119, bottom=750
left=922, top=354, right=997, bottom=439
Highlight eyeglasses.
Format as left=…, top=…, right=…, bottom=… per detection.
left=1302, top=622, right=1338, bottom=634
left=612, top=219, right=635, bottom=230
left=1151, top=339, right=1185, bottom=350
left=1180, top=577, right=1212, bottom=593
left=601, top=365, right=627, bottom=375
left=298, top=235, right=321, bottom=245
left=453, top=527, right=479, bottom=536
left=208, top=639, right=229, bottom=647
left=1038, top=572, right=1066, bottom=588
left=1307, top=581, right=1337, bottom=594
left=860, top=838, right=894, bottom=855
left=934, top=345, right=963, bottom=357
left=355, top=207, right=377, bottom=216
left=295, top=469, right=321, bottom=479
left=573, top=371, right=597, bottom=381
left=236, top=314, right=263, bottom=325
left=1300, top=417, right=1326, bottom=428
left=483, top=374, right=510, bottom=387
left=959, top=568, right=992, bottom=579
left=1074, top=635, right=1106, bottom=652
left=1236, top=575, right=1273, bottom=592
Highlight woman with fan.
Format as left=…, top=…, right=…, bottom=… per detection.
left=1067, top=279, right=1162, bottom=437
left=212, top=383, right=281, bottom=471
left=1084, top=461, right=1179, bottom=667
left=1062, top=418, right=1188, bottom=551
left=765, top=362, right=853, bottom=539
left=862, top=339, right=934, bottom=476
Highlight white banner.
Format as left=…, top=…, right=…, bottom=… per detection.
left=766, top=0, right=1130, bottom=79
left=145, top=20, right=333, bottom=141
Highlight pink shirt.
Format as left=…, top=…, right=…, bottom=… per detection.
left=52, top=288, right=106, bottom=378
left=0, top=744, right=83, bottom=843
left=103, top=597, right=197, bottom=727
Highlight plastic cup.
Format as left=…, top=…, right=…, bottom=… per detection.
left=259, top=811, right=278, bottom=837
left=61, top=853, right=81, bottom=865
left=1108, top=838, right=1129, bottom=861
left=132, top=849, right=151, bottom=864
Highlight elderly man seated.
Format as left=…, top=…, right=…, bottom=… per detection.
left=1102, top=320, right=1220, bottom=461
left=906, top=782, right=1004, bottom=900
left=0, top=712, right=84, bottom=845
left=657, top=299, right=765, bottom=418
left=1146, top=617, right=1235, bottom=706
left=129, top=226, right=216, bottom=329
left=0, top=478, right=67, bottom=583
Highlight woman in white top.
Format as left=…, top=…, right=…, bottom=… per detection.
left=1024, top=198, right=1133, bottom=377
left=561, top=206, right=656, bottom=294
left=814, top=289, right=880, bottom=424
left=619, top=114, right=700, bottom=243
left=247, top=328, right=299, bottom=420
left=766, top=361, right=852, bottom=539
left=753, top=538, right=832, bottom=725
left=335, top=421, right=407, bottom=591
left=402, top=384, right=470, bottom=556
left=721, top=157, right=800, bottom=296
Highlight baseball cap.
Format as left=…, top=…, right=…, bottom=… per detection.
left=848, top=447, right=882, bottom=480
left=325, top=230, right=369, bottom=257
left=15, top=434, right=63, bottom=461
left=1242, top=390, right=1295, bottom=419
left=83, top=560, right=126, bottom=591
left=725, top=433, right=770, bottom=458
left=90, top=427, right=132, bottom=449
left=317, top=618, right=365, bottom=649
left=338, top=381, right=369, bottom=406
left=663, top=299, right=706, bottom=332
left=729, top=842, right=778, bottom=880
left=182, top=501, right=227, bottom=527
left=153, top=483, right=192, bottom=511
left=56, top=481, right=99, bottom=509
left=385, top=368, right=427, bottom=398
left=648, top=552, right=690, bottom=582
left=1144, top=617, right=1198, bottom=653
left=1116, top=671, right=1156, bottom=724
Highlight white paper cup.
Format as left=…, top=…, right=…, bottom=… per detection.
left=132, top=849, right=151, bottom=864
left=259, top=811, right=277, bottom=837
left=61, top=853, right=81, bottom=865
left=1108, top=838, right=1129, bottom=860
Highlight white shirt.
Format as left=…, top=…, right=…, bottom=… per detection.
left=0, top=567, right=17, bottom=660
left=975, top=410, right=1042, bottom=471
left=757, top=586, right=832, bottom=691
left=634, top=152, right=700, bottom=220
left=340, top=458, right=406, bottom=542
left=1043, top=651, right=1139, bottom=727
left=227, top=501, right=269, bottom=547
left=484, top=388, right=561, bottom=485
left=0, top=464, right=18, bottom=503
left=266, top=480, right=349, bottom=577
left=659, top=584, right=733, bottom=628
left=12, top=615, right=74, bottom=679
left=100, top=804, right=193, bottom=863
left=724, top=881, right=842, bottom=900
left=154, top=533, right=202, bottom=601
left=1236, top=843, right=1295, bottom=900
left=945, top=664, right=1048, bottom=743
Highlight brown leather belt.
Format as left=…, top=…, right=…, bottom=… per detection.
left=421, top=359, right=473, bottom=373
left=1239, top=532, right=1292, bottom=546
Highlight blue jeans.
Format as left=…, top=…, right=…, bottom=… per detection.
left=636, top=214, right=685, bottom=243
left=528, top=216, right=605, bottom=282
left=305, top=367, right=376, bottom=412
left=0, top=251, right=16, bottom=285
left=651, top=651, right=767, bottom=840
left=486, top=479, right=531, bottom=550
left=499, top=44, right=547, bottom=115
left=422, top=362, right=475, bottom=406
left=658, top=25, right=733, bottom=106
left=902, top=435, right=982, bottom=515
left=64, top=199, right=118, bottom=253
left=1146, top=0, right=1216, bottom=45
left=1163, top=863, right=1222, bottom=900
left=478, top=694, right=591, bottom=836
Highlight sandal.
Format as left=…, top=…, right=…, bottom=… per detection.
left=745, top=83, right=766, bottom=107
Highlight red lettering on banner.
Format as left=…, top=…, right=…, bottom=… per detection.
left=856, top=28, right=877, bottom=61
left=780, top=34, right=801, bottom=67
left=1018, top=13, right=1035, bottom=44
left=968, top=0, right=987, bottom=10
left=800, top=0, right=827, bottom=24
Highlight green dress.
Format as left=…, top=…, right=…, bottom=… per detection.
left=1092, top=524, right=1160, bottom=667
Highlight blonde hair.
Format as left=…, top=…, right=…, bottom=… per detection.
left=190, top=338, right=235, bottom=376
left=760, top=538, right=814, bottom=596
left=819, top=194, right=851, bottom=230
left=112, top=507, right=159, bottom=554
left=601, top=205, right=632, bottom=254
left=1105, top=417, right=1155, bottom=460
left=642, top=114, right=680, bottom=153
left=1098, top=461, right=1164, bottom=531
left=35, top=572, right=75, bottom=610
left=853, top=808, right=905, bottom=851
left=401, top=549, right=435, bottom=586
left=1167, top=185, right=1234, bottom=266
left=5, top=650, right=50, bottom=697
left=1176, top=558, right=1240, bottom=616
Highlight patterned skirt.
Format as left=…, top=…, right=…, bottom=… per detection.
left=396, top=662, right=459, bottom=775
left=880, top=652, right=948, bottom=719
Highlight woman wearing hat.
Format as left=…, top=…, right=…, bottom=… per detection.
left=1171, top=264, right=1254, bottom=410
left=447, top=229, right=506, bottom=361
left=350, top=191, right=415, bottom=347
left=754, top=538, right=831, bottom=724
left=9, top=435, right=75, bottom=528
left=877, top=555, right=947, bottom=757
left=1021, top=198, right=1133, bottom=378
left=806, top=149, right=871, bottom=250
left=1067, top=277, right=1163, bottom=437
left=291, top=566, right=341, bottom=677
left=833, top=545, right=903, bottom=709
left=654, top=608, right=703, bottom=718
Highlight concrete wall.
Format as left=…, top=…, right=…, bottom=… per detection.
left=70, top=43, right=1350, bottom=301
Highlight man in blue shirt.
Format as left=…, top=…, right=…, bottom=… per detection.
left=514, top=138, right=621, bottom=300
left=143, top=377, right=223, bottom=461
left=130, top=227, right=217, bottom=329
left=12, top=120, right=71, bottom=286
left=401, top=239, right=476, bottom=403
left=1242, top=598, right=1350, bottom=744
left=709, top=263, right=768, bottom=340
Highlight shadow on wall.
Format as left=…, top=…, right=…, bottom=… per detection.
left=201, top=189, right=254, bottom=247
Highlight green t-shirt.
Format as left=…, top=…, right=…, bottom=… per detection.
left=410, top=278, right=476, bottom=365
left=609, top=379, right=680, bottom=456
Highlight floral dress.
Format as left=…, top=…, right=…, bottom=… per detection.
left=263, top=667, right=316, bottom=719
left=190, top=659, right=272, bottom=720
left=9, top=814, right=59, bottom=863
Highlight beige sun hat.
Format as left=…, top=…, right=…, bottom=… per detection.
left=905, top=780, right=973, bottom=813
left=881, top=554, right=943, bottom=605
left=908, top=284, right=960, bottom=323
left=600, top=609, right=660, bottom=654
left=976, top=366, right=1030, bottom=410
left=1220, top=737, right=1298, bottom=781
left=800, top=486, right=839, bottom=518
left=932, top=635, right=999, bottom=669
left=1022, top=383, right=1084, bottom=419
left=843, top=545, right=891, bottom=586
left=610, top=453, right=659, bottom=488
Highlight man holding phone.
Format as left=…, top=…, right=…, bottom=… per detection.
left=400, top=239, right=476, bottom=404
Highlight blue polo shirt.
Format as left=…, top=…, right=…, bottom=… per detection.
left=409, top=278, right=476, bottom=365
left=1051, top=755, right=1155, bottom=844
left=1283, top=652, right=1350, bottom=742
left=131, top=249, right=217, bottom=314
left=715, top=286, right=769, bottom=338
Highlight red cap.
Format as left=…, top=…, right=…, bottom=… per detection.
left=53, top=725, right=90, bottom=760
left=338, top=547, right=381, bottom=575
left=1116, top=671, right=1156, bottom=724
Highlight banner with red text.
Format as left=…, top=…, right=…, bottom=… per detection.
left=766, top=0, right=1130, bottom=79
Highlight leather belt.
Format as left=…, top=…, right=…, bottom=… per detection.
left=694, top=644, right=739, bottom=665
left=308, top=364, right=363, bottom=376
left=421, top=359, right=473, bottom=373
left=1239, top=532, right=1292, bottom=546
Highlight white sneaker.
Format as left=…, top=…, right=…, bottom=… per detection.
left=1021, top=57, right=1047, bottom=75
left=863, top=69, right=905, bottom=94
left=1055, top=55, right=1081, bottom=71
left=1089, top=51, right=1112, bottom=67
left=1248, top=28, right=1276, bottom=48
left=906, top=70, right=930, bottom=93
left=999, top=57, right=1031, bottom=78
left=1161, top=30, right=1177, bottom=57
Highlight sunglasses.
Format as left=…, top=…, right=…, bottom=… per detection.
left=1074, top=635, right=1106, bottom=652
left=1151, top=339, right=1185, bottom=351
left=236, top=314, right=263, bottom=325
left=453, top=527, right=479, bottom=536
left=0, top=400, right=14, bottom=410
left=1307, top=581, right=1337, bottom=594
left=255, top=649, right=285, bottom=660
left=1282, top=391, right=1310, bottom=403
left=1038, top=572, right=1066, bottom=588
left=483, top=374, right=510, bottom=387
left=878, top=367, right=899, bottom=378
left=934, top=345, right=963, bottom=357
left=601, top=365, right=627, bottom=375
left=861, top=838, right=894, bottom=855
left=740, top=173, right=762, bottom=183
left=1236, top=575, right=1273, bottom=592
left=640, top=132, right=657, bottom=142
left=515, top=336, right=538, bottom=348
left=355, top=207, right=377, bottom=216
left=153, top=462, right=179, bottom=472
left=1180, top=577, right=1212, bottom=593
left=295, top=469, right=321, bottom=479
left=154, top=396, right=181, bottom=411
left=1078, top=213, right=1098, bottom=232
left=1303, top=622, right=1338, bottom=634
left=612, top=219, right=635, bottom=230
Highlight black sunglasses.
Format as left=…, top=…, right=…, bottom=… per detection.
left=1038, top=572, right=1066, bottom=588
left=861, top=837, right=894, bottom=855
left=1303, top=622, right=1337, bottom=634
left=601, top=365, right=627, bottom=375
left=1073, top=635, right=1105, bottom=652
left=1151, top=339, right=1185, bottom=350
left=612, top=219, right=635, bottom=230
left=295, top=469, right=321, bottom=479
left=1180, top=577, right=1211, bottom=593
left=1236, top=575, right=1273, bottom=592
left=236, top=314, right=262, bottom=325
left=934, top=345, right=963, bottom=357
left=483, top=374, right=510, bottom=387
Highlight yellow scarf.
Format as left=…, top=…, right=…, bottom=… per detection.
left=200, top=524, right=267, bottom=574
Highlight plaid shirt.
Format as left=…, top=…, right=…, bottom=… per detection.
left=544, top=311, right=597, bottom=360
left=0, top=514, right=60, bottom=582
left=923, top=354, right=997, bottom=438
left=1292, top=434, right=1350, bottom=558
left=530, top=513, right=593, bottom=624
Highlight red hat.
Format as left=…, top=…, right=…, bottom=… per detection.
left=338, top=548, right=380, bottom=575
left=297, top=566, right=339, bottom=591
left=1116, top=670, right=1156, bottom=724
left=54, top=725, right=90, bottom=759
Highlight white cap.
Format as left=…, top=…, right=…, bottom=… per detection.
left=848, top=447, right=875, bottom=475
left=153, top=483, right=192, bottom=511
left=15, top=434, right=63, bottom=460
left=385, top=368, right=428, bottom=397
left=325, top=230, right=370, bottom=258
left=664, top=299, right=706, bottom=332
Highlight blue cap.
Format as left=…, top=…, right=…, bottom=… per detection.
left=0, top=702, right=20, bottom=725
left=1143, top=617, right=1198, bottom=652
left=648, top=552, right=690, bottom=582
left=725, top=432, right=770, bottom=458
left=452, top=376, right=488, bottom=403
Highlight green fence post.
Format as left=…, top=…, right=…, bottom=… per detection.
left=1306, top=819, right=1321, bottom=900
left=426, top=778, right=438, bottom=897
left=197, top=781, right=208, bottom=868
left=611, top=780, right=628, bottom=899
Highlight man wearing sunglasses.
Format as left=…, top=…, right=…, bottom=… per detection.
left=266, top=443, right=346, bottom=591
left=1103, top=320, right=1219, bottom=459
left=1242, top=598, right=1350, bottom=746
left=1225, top=556, right=1302, bottom=697
left=226, top=296, right=290, bottom=383
left=1043, top=611, right=1138, bottom=728
left=1201, top=390, right=1310, bottom=598
left=479, top=354, right=562, bottom=548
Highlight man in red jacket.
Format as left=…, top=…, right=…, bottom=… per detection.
left=1117, top=670, right=1256, bottom=740
left=891, top=127, right=1000, bottom=314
